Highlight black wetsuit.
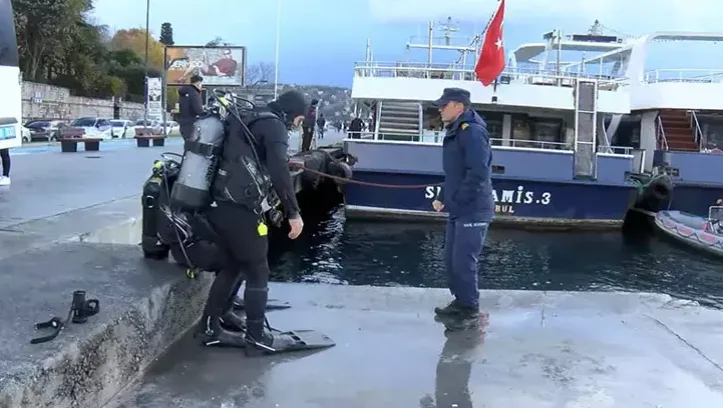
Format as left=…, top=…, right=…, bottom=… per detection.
left=201, top=104, right=301, bottom=344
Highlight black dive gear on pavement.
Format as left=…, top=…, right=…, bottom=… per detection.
left=30, top=290, right=100, bottom=344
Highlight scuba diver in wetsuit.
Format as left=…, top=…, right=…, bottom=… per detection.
left=198, top=90, right=307, bottom=349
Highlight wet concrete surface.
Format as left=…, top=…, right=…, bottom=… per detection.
left=106, top=284, right=723, bottom=408
left=0, top=242, right=211, bottom=408
left=0, top=143, right=181, bottom=230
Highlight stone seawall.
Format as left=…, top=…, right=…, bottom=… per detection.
left=22, top=82, right=145, bottom=121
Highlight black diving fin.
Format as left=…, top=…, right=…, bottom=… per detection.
left=232, top=295, right=292, bottom=311
left=246, top=329, right=336, bottom=356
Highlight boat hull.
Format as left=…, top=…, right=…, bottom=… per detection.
left=344, top=170, right=636, bottom=227
left=664, top=184, right=723, bottom=217
left=655, top=210, right=723, bottom=256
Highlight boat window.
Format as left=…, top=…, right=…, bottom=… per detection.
left=492, top=165, right=505, bottom=174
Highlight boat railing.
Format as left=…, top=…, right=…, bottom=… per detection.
left=708, top=206, right=723, bottom=226
left=345, top=132, right=634, bottom=155
left=689, top=110, right=706, bottom=149
left=354, top=62, right=626, bottom=89
left=642, top=69, right=723, bottom=84
left=656, top=115, right=669, bottom=150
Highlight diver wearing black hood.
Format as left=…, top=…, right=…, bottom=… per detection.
left=178, top=75, right=204, bottom=141
left=198, top=90, right=308, bottom=348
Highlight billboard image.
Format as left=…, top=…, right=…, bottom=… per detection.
left=165, top=46, right=246, bottom=87
left=146, top=77, right=163, bottom=120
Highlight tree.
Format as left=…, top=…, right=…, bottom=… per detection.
left=159, top=23, right=174, bottom=46
left=205, top=37, right=230, bottom=47
left=246, top=62, right=275, bottom=85
left=109, top=28, right=165, bottom=71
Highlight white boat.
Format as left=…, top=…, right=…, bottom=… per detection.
left=342, top=18, right=723, bottom=226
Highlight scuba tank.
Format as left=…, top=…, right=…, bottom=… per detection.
left=141, top=160, right=170, bottom=259
left=170, top=115, right=226, bottom=210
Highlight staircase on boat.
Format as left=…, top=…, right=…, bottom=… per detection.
left=657, top=109, right=699, bottom=151
left=376, top=101, right=421, bottom=141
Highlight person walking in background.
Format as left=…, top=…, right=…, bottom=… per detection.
left=0, top=148, right=10, bottom=185
left=316, top=113, right=326, bottom=139
left=301, top=99, right=318, bottom=151
left=349, top=116, right=364, bottom=139
left=178, top=75, right=204, bottom=141
left=430, top=88, right=494, bottom=331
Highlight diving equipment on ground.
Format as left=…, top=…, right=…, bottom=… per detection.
left=30, top=290, right=100, bottom=344
left=170, top=115, right=227, bottom=211
left=201, top=316, right=336, bottom=355
left=142, top=160, right=171, bottom=260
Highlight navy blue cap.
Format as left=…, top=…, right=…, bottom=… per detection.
left=432, top=87, right=471, bottom=107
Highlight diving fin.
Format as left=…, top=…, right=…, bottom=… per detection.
left=246, top=329, right=336, bottom=356
left=232, top=295, right=292, bottom=311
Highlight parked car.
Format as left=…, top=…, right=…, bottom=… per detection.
left=131, top=119, right=162, bottom=136
left=110, top=119, right=134, bottom=138
left=161, top=121, right=180, bottom=136
left=23, top=120, right=68, bottom=141
left=21, top=126, right=31, bottom=143
left=59, top=118, right=115, bottom=139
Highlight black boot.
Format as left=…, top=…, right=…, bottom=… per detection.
left=434, top=299, right=464, bottom=316
left=197, top=316, right=248, bottom=348
left=219, top=310, right=246, bottom=331
left=244, top=318, right=275, bottom=354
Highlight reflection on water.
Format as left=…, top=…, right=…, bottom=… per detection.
left=269, top=208, right=723, bottom=308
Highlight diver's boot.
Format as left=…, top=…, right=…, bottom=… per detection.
left=244, top=318, right=275, bottom=355
left=219, top=310, right=246, bottom=331
left=434, top=299, right=465, bottom=316
left=197, top=316, right=248, bottom=348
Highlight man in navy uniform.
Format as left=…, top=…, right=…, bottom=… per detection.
left=431, top=88, right=494, bottom=328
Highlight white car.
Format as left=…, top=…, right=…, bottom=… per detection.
left=161, top=121, right=180, bottom=136
left=110, top=119, right=134, bottom=138
left=21, top=126, right=30, bottom=143
left=62, top=118, right=115, bottom=139
left=131, top=119, right=163, bottom=136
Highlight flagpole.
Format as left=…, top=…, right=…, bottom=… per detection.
left=273, top=0, right=281, bottom=99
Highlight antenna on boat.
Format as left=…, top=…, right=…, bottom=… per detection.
left=588, top=20, right=603, bottom=35
left=438, top=16, right=459, bottom=46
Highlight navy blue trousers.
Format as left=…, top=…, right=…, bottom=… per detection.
left=443, top=217, right=489, bottom=307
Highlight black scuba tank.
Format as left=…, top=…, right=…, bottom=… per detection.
left=141, top=161, right=170, bottom=260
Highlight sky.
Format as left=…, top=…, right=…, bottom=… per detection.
left=91, top=0, right=723, bottom=87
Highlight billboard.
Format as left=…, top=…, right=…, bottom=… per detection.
left=146, top=77, right=163, bottom=121
left=165, top=46, right=246, bottom=87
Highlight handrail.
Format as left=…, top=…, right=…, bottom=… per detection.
left=374, top=102, right=382, bottom=140
left=353, top=62, right=627, bottom=87
left=344, top=133, right=633, bottom=155
left=642, top=69, right=723, bottom=84
left=417, top=103, right=423, bottom=139
left=689, top=110, right=705, bottom=149
left=656, top=115, right=668, bottom=150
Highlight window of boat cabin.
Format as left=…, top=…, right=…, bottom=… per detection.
left=475, top=110, right=503, bottom=145
left=511, top=113, right=564, bottom=149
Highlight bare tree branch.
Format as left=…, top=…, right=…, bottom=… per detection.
left=245, top=62, right=275, bottom=85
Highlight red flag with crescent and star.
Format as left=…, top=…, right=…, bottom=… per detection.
left=474, top=0, right=505, bottom=86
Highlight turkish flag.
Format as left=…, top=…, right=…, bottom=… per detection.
left=475, top=0, right=506, bottom=86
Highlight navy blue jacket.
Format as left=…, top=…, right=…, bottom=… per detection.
left=438, top=109, right=495, bottom=221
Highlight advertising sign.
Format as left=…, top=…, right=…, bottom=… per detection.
left=165, top=46, right=246, bottom=87
left=146, top=77, right=163, bottom=121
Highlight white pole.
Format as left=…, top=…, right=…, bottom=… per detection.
left=273, top=0, right=281, bottom=99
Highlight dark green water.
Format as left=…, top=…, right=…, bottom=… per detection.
left=268, top=208, right=723, bottom=308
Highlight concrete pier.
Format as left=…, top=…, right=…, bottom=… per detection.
left=105, top=285, right=723, bottom=408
